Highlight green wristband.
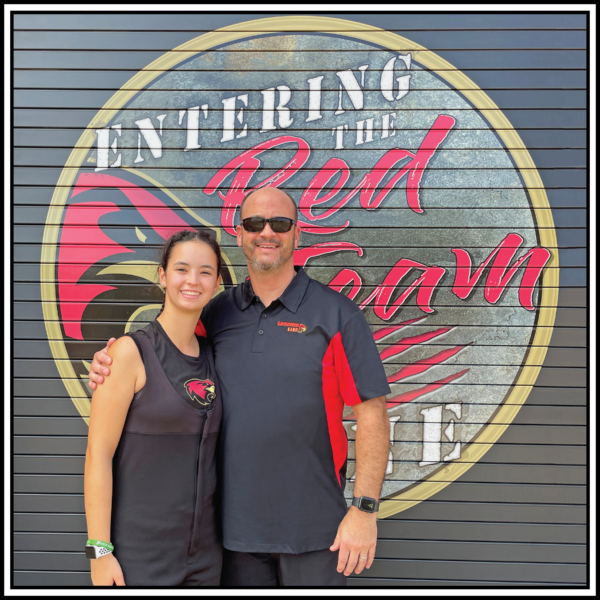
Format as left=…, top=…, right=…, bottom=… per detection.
left=86, top=539, right=114, bottom=552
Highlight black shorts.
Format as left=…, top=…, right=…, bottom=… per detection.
left=221, top=548, right=347, bottom=587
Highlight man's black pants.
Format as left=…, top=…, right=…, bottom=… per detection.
left=221, top=548, right=348, bottom=587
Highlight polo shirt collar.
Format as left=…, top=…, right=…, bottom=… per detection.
left=279, top=267, right=310, bottom=313
left=239, top=267, right=309, bottom=314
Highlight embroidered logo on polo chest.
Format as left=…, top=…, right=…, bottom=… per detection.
left=277, top=321, right=307, bottom=333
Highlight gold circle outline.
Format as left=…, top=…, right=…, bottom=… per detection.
left=41, top=16, right=558, bottom=511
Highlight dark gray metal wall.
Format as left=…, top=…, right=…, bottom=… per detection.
left=12, top=12, right=588, bottom=587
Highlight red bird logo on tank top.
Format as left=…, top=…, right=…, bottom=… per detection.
left=185, top=379, right=216, bottom=406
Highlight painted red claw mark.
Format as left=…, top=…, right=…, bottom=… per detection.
left=371, top=316, right=472, bottom=413
left=346, top=368, right=471, bottom=420
left=379, top=327, right=452, bottom=361
left=385, top=369, right=471, bottom=409
left=387, top=344, right=469, bottom=383
left=372, top=316, right=427, bottom=342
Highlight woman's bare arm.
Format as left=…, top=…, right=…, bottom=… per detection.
left=84, top=336, right=145, bottom=585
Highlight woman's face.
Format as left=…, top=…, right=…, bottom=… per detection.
left=159, top=240, right=221, bottom=314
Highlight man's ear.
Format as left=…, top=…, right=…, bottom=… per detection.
left=294, top=223, right=301, bottom=249
left=236, top=225, right=243, bottom=248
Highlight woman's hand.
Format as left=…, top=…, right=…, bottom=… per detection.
left=90, top=553, right=126, bottom=586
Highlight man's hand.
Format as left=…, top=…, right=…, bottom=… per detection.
left=330, top=396, right=388, bottom=577
left=330, top=507, right=378, bottom=576
left=88, top=338, right=117, bottom=390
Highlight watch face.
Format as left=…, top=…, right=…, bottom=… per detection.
left=359, top=498, right=376, bottom=512
left=85, top=546, right=96, bottom=559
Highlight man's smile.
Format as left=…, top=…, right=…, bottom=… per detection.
left=254, top=242, right=280, bottom=252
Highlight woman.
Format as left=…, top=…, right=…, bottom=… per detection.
left=84, top=229, right=223, bottom=586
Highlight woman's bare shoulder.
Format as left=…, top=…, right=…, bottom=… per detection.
left=106, top=336, right=143, bottom=366
left=94, top=336, right=146, bottom=395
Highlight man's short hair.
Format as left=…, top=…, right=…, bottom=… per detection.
left=239, top=187, right=298, bottom=222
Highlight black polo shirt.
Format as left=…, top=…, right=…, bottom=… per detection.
left=200, top=267, right=390, bottom=554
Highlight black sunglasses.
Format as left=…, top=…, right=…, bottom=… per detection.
left=241, top=217, right=296, bottom=233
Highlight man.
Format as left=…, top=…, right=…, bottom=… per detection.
left=88, top=187, right=391, bottom=586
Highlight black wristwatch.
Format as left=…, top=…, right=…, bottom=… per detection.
left=351, top=496, right=379, bottom=513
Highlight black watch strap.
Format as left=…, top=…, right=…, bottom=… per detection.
left=351, top=496, right=379, bottom=513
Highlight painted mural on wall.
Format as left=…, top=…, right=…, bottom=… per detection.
left=41, top=17, right=558, bottom=517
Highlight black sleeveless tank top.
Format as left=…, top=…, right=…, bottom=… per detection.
left=109, top=321, right=222, bottom=585
left=142, top=320, right=217, bottom=410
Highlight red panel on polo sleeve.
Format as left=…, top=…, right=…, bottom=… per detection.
left=333, top=331, right=363, bottom=406
left=195, top=319, right=207, bottom=338
left=322, top=331, right=361, bottom=486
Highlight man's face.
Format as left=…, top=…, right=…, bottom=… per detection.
left=236, top=188, right=300, bottom=273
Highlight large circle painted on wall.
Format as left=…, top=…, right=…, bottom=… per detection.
left=41, top=17, right=558, bottom=517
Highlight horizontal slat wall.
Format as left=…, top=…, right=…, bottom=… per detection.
left=12, top=12, right=588, bottom=588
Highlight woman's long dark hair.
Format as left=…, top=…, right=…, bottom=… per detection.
left=158, top=229, right=223, bottom=314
